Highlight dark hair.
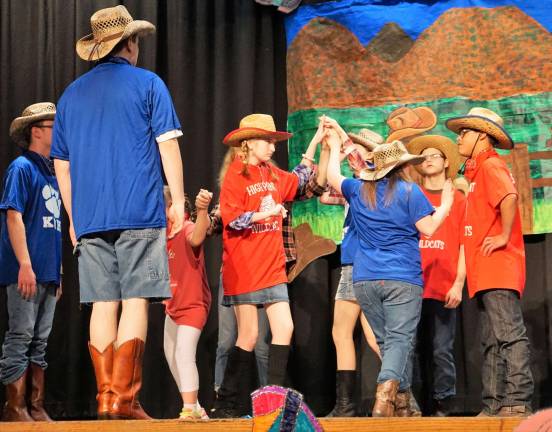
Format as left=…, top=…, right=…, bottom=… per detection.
left=360, top=167, right=411, bottom=210
left=110, top=34, right=138, bottom=57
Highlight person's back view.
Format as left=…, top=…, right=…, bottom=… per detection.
left=51, top=5, right=186, bottom=420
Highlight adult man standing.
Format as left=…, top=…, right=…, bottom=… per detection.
left=446, top=108, right=533, bottom=417
left=51, top=6, right=185, bottom=420
left=0, top=102, right=61, bottom=422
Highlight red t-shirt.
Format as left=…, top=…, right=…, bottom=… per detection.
left=220, top=158, right=298, bottom=296
left=165, top=221, right=212, bottom=329
left=463, top=150, right=526, bottom=298
left=419, top=188, right=466, bottom=301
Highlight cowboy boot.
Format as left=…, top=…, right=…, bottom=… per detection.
left=2, top=369, right=34, bottom=422
left=395, top=389, right=421, bottom=417
left=372, top=380, right=399, bottom=417
left=88, top=342, right=114, bottom=419
left=211, top=346, right=258, bottom=418
left=267, top=344, right=290, bottom=387
left=109, top=338, right=152, bottom=420
left=27, top=363, right=52, bottom=421
left=327, top=370, right=357, bottom=417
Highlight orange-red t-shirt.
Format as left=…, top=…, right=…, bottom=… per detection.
left=165, top=221, right=212, bottom=329
left=463, top=150, right=526, bottom=298
left=220, top=158, right=298, bottom=296
left=419, top=188, right=466, bottom=301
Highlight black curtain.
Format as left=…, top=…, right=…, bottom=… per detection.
left=0, top=0, right=551, bottom=420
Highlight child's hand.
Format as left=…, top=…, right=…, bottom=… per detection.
left=195, top=189, right=213, bottom=211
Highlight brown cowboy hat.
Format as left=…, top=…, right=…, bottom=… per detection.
left=76, top=5, right=155, bottom=61
left=386, top=106, right=437, bottom=143
left=445, top=107, right=513, bottom=150
left=9, top=102, right=56, bottom=148
left=347, top=128, right=384, bottom=151
left=223, top=114, right=292, bottom=147
left=358, top=140, right=425, bottom=181
left=408, top=135, right=462, bottom=180
left=287, top=223, right=336, bottom=283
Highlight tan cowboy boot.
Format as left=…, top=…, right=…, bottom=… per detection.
left=28, top=363, right=52, bottom=421
left=88, top=342, right=114, bottom=419
left=395, top=390, right=421, bottom=417
left=109, top=338, right=152, bottom=420
left=372, top=380, right=399, bottom=417
left=2, top=369, right=34, bottom=422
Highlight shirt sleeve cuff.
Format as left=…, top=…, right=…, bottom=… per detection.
left=156, top=129, right=183, bottom=144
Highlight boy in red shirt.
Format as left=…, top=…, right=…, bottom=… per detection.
left=409, top=135, right=466, bottom=416
left=163, top=187, right=213, bottom=420
left=446, top=107, right=533, bottom=417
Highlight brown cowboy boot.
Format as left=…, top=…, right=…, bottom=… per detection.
left=27, top=363, right=52, bottom=421
left=2, top=369, right=34, bottom=422
left=372, top=380, right=399, bottom=417
left=108, top=338, right=152, bottom=420
left=88, top=342, right=114, bottom=419
left=395, top=390, right=421, bottom=417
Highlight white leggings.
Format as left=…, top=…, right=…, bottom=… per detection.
left=163, top=315, right=202, bottom=393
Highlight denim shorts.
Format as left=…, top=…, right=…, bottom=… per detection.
left=74, top=228, right=170, bottom=304
left=335, top=265, right=357, bottom=302
left=222, top=283, right=289, bottom=307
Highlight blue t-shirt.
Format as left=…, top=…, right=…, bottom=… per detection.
left=341, top=177, right=434, bottom=286
left=51, top=56, right=181, bottom=239
left=340, top=204, right=358, bottom=266
left=0, top=152, right=62, bottom=285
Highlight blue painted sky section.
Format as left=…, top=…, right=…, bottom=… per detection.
left=285, top=0, right=552, bottom=46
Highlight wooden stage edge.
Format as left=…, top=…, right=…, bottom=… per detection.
left=0, top=417, right=525, bottom=432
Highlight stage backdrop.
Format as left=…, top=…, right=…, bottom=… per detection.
left=285, top=0, right=552, bottom=242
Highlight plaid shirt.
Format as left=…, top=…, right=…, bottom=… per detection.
left=207, top=165, right=325, bottom=263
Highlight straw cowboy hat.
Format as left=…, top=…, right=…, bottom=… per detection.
left=358, top=140, right=425, bottom=181
left=445, top=107, right=514, bottom=149
left=408, top=135, right=462, bottom=180
left=287, top=223, right=336, bottom=283
left=386, top=106, right=437, bottom=143
left=223, top=114, right=292, bottom=147
left=9, top=102, right=56, bottom=147
left=76, top=5, right=155, bottom=61
left=347, top=128, right=384, bottom=151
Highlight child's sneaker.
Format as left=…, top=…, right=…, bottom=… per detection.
left=179, top=405, right=209, bottom=420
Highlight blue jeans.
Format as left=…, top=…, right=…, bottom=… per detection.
left=0, top=283, right=57, bottom=384
left=214, top=277, right=270, bottom=390
left=408, top=299, right=457, bottom=400
left=477, top=289, right=533, bottom=413
left=354, top=279, right=422, bottom=391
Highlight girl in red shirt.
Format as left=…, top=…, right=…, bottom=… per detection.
left=163, top=187, right=213, bottom=420
left=211, top=114, right=317, bottom=418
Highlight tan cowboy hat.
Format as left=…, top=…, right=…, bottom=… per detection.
left=223, top=114, right=292, bottom=147
left=76, top=5, right=155, bottom=61
left=287, top=223, right=336, bottom=283
left=9, top=102, right=56, bottom=148
left=358, top=140, right=425, bottom=181
left=347, top=128, right=384, bottom=151
left=386, top=106, right=437, bottom=143
left=445, top=107, right=513, bottom=150
left=408, top=135, right=462, bottom=180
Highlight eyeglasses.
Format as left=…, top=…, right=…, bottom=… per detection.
left=424, top=153, right=445, bottom=161
left=459, top=128, right=476, bottom=137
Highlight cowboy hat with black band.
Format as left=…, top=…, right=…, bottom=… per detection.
left=9, top=102, right=56, bottom=148
left=76, top=5, right=155, bottom=62
left=445, top=107, right=513, bottom=150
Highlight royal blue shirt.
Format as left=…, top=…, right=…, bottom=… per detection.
left=0, top=152, right=62, bottom=285
left=341, top=177, right=434, bottom=286
left=51, top=56, right=181, bottom=239
left=340, top=205, right=358, bottom=266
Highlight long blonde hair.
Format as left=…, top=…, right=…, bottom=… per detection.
left=361, top=167, right=411, bottom=210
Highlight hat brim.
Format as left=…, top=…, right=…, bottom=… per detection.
left=358, top=154, right=426, bottom=181
left=445, top=115, right=513, bottom=150
left=76, top=20, right=156, bottom=61
left=347, top=132, right=381, bottom=150
left=408, top=135, right=463, bottom=180
left=9, top=112, right=56, bottom=147
left=223, top=128, right=292, bottom=147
